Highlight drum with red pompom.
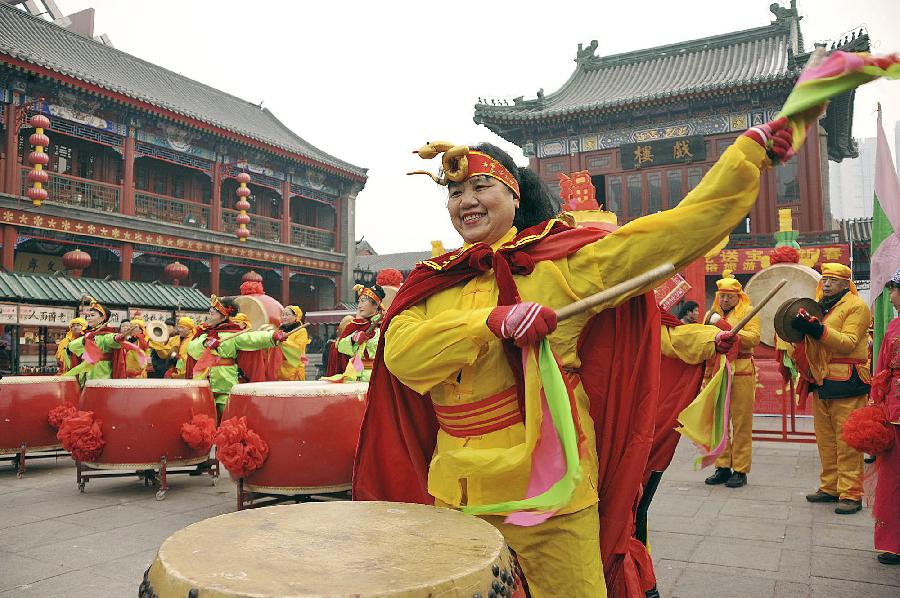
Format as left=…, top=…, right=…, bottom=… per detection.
left=78, top=379, right=216, bottom=468
left=0, top=375, right=80, bottom=454
left=222, top=380, right=367, bottom=494
left=233, top=294, right=283, bottom=331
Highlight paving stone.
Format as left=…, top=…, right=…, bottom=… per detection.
left=653, top=559, right=687, bottom=596
left=692, top=537, right=783, bottom=571
left=810, top=577, right=900, bottom=597
left=777, top=546, right=812, bottom=582
left=85, top=548, right=157, bottom=585
left=783, top=524, right=813, bottom=547
left=709, top=517, right=788, bottom=542
left=60, top=502, right=167, bottom=532
left=0, top=518, right=95, bottom=552
left=672, top=568, right=776, bottom=597
left=812, top=522, right=875, bottom=551
left=0, top=551, right=71, bottom=593
left=18, top=526, right=153, bottom=571
left=648, top=513, right=715, bottom=535
left=648, top=531, right=704, bottom=563
left=0, top=567, right=134, bottom=597
left=811, top=547, right=900, bottom=587
left=775, top=580, right=811, bottom=597
left=720, top=497, right=791, bottom=520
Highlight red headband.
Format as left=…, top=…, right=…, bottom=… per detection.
left=464, top=151, right=520, bottom=197
left=359, top=287, right=382, bottom=307
left=211, top=295, right=236, bottom=318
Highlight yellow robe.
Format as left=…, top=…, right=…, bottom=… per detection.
left=661, top=323, right=719, bottom=365
left=276, top=326, right=310, bottom=381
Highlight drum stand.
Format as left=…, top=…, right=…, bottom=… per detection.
left=76, top=456, right=219, bottom=500
left=1, top=443, right=70, bottom=478
left=236, top=479, right=350, bottom=511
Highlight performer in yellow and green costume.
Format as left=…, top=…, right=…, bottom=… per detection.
left=355, top=119, right=795, bottom=598
left=66, top=298, right=131, bottom=383
left=168, top=317, right=197, bottom=379
left=327, top=284, right=384, bottom=382
left=702, top=272, right=760, bottom=488
left=791, top=263, right=871, bottom=514
left=186, top=296, right=286, bottom=419
left=271, top=305, right=311, bottom=381
left=56, top=317, right=86, bottom=374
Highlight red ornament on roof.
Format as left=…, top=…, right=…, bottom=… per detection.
left=163, top=261, right=190, bottom=286
left=62, top=248, right=91, bottom=277
left=242, top=270, right=264, bottom=283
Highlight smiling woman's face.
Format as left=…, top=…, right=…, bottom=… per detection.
left=447, top=175, right=518, bottom=245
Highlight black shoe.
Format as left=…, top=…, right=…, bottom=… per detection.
left=878, top=552, right=900, bottom=565
left=645, top=587, right=661, bottom=598
left=725, top=472, right=747, bottom=488
left=705, top=467, right=731, bottom=485
left=805, top=490, right=839, bottom=503
left=835, top=499, right=862, bottom=514
left=865, top=454, right=877, bottom=464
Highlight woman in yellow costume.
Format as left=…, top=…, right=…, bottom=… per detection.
left=701, top=271, right=761, bottom=488
left=121, top=318, right=150, bottom=379
left=56, top=317, right=86, bottom=374
left=168, top=316, right=197, bottom=379
left=148, top=317, right=181, bottom=378
left=270, top=305, right=311, bottom=381
left=354, top=119, right=795, bottom=597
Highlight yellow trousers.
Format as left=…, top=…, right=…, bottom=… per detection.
left=715, top=365, right=755, bottom=473
left=812, top=393, right=866, bottom=501
left=479, top=506, right=606, bottom=598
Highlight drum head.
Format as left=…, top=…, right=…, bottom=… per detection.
left=774, top=298, right=824, bottom=343
left=745, top=262, right=820, bottom=346
left=232, top=380, right=369, bottom=397
left=146, top=502, right=518, bottom=597
left=233, top=294, right=284, bottom=330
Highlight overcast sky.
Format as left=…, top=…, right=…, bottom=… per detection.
left=61, top=0, right=900, bottom=254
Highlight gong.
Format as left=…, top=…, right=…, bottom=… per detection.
left=745, top=262, right=820, bottom=346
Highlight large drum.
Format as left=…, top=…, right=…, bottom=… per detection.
left=233, top=293, right=283, bottom=330
left=142, top=501, right=525, bottom=598
left=223, top=380, right=367, bottom=494
left=745, top=262, right=820, bottom=347
left=0, top=375, right=80, bottom=454
left=79, top=379, right=216, bottom=468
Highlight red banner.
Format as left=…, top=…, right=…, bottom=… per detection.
left=704, top=244, right=850, bottom=276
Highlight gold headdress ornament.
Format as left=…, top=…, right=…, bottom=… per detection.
left=210, top=294, right=237, bottom=318
left=408, top=141, right=521, bottom=197
left=82, top=295, right=109, bottom=322
left=353, top=283, right=384, bottom=307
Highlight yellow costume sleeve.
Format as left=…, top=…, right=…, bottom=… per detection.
left=584, top=136, right=768, bottom=307
left=820, top=302, right=870, bottom=354
left=661, top=324, right=719, bottom=365
left=384, top=304, right=497, bottom=395
left=738, top=315, right=761, bottom=351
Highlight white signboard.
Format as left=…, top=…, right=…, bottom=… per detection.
left=19, top=305, right=76, bottom=328
left=0, top=304, right=17, bottom=324
left=129, top=308, right=173, bottom=322
left=182, top=311, right=210, bottom=325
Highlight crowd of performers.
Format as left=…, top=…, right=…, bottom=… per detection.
left=47, top=127, right=898, bottom=595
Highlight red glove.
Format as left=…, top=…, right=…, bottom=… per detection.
left=272, top=330, right=289, bottom=343
left=487, top=302, right=558, bottom=347
left=742, top=116, right=794, bottom=163
left=204, top=338, right=220, bottom=350
left=351, top=330, right=369, bottom=344
left=714, top=331, right=737, bottom=354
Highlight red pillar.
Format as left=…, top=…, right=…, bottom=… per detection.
left=121, top=134, right=135, bottom=215
left=334, top=274, right=341, bottom=309
left=2, top=225, right=16, bottom=271
left=210, top=162, right=223, bottom=232
left=4, top=96, right=20, bottom=196
left=682, top=258, right=707, bottom=313
left=210, top=255, right=220, bottom=296
left=281, top=180, right=291, bottom=244
left=119, top=242, right=133, bottom=281
left=281, top=265, right=290, bottom=305
left=334, top=194, right=341, bottom=252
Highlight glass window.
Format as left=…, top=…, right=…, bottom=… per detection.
left=154, top=172, right=167, bottom=195
left=648, top=173, right=662, bottom=213
left=606, top=176, right=622, bottom=219
left=687, top=167, right=703, bottom=191
left=776, top=161, right=800, bottom=205
left=627, top=174, right=643, bottom=219
left=53, top=144, right=72, bottom=175
left=172, top=176, right=184, bottom=199
left=667, top=170, right=683, bottom=208
left=77, top=152, right=96, bottom=180
left=135, top=164, right=148, bottom=190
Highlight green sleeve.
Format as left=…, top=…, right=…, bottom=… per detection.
left=364, top=328, right=380, bottom=358
left=67, top=336, right=85, bottom=357
left=94, top=333, right=122, bottom=352
left=187, top=334, right=206, bottom=360
left=336, top=334, right=355, bottom=356
left=220, top=331, right=275, bottom=357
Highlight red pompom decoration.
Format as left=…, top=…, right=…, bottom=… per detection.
left=26, top=187, right=48, bottom=202
left=234, top=199, right=251, bottom=212
left=181, top=413, right=217, bottom=452
left=235, top=172, right=251, bottom=184
left=235, top=213, right=251, bottom=225
left=235, top=186, right=251, bottom=198
left=376, top=268, right=404, bottom=286
left=214, top=416, right=269, bottom=479
left=27, top=169, right=49, bottom=184
left=239, top=280, right=264, bottom=295
left=29, top=133, right=50, bottom=147
left=841, top=404, right=896, bottom=455
left=30, top=114, right=50, bottom=129
left=48, top=403, right=78, bottom=429
left=57, top=410, right=105, bottom=462
left=236, top=228, right=251, bottom=240
left=770, top=246, right=800, bottom=264
left=27, top=151, right=49, bottom=166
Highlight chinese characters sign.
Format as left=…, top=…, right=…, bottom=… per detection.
left=0, top=304, right=17, bottom=324
left=128, top=308, right=173, bottom=322
left=19, top=305, right=76, bottom=328
left=620, top=135, right=707, bottom=170
left=705, top=245, right=850, bottom=275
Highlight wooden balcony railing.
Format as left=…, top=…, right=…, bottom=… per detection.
left=135, top=191, right=210, bottom=229
left=222, top=209, right=281, bottom=243
left=19, top=167, right=120, bottom=212
left=291, top=223, right=336, bottom=251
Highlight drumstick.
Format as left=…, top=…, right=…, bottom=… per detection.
left=557, top=263, right=676, bottom=321
left=729, top=279, right=787, bottom=335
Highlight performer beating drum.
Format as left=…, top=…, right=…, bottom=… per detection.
left=141, top=501, right=525, bottom=598
left=325, top=283, right=384, bottom=380
left=269, top=305, right=311, bottom=381
left=355, top=120, right=795, bottom=597
left=65, top=297, right=147, bottom=384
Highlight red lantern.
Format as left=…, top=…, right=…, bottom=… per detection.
left=234, top=171, right=252, bottom=242
left=62, top=248, right=91, bottom=277
left=164, top=261, right=190, bottom=286
left=242, top=270, right=264, bottom=283
left=28, top=151, right=49, bottom=166
left=29, top=133, right=49, bottom=147
left=235, top=186, right=251, bottom=198
left=235, top=172, right=251, bottom=184
left=27, top=169, right=49, bottom=184
left=30, top=114, right=50, bottom=129
left=26, top=187, right=48, bottom=202
left=27, top=114, right=50, bottom=206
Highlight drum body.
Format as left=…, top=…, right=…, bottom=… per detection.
left=233, top=294, right=283, bottom=330
left=745, top=262, right=820, bottom=347
left=144, top=501, right=525, bottom=598
left=223, top=381, right=367, bottom=494
left=79, top=379, right=215, bottom=468
left=0, top=376, right=80, bottom=454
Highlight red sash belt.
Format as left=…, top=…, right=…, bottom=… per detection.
left=433, top=386, right=522, bottom=438
left=216, top=358, right=236, bottom=367
left=831, top=358, right=865, bottom=365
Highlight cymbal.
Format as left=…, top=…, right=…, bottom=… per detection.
left=774, top=297, right=824, bottom=343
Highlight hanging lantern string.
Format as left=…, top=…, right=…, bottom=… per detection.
left=26, top=112, right=51, bottom=206
left=234, top=167, right=252, bottom=243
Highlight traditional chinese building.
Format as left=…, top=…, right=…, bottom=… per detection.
left=474, top=1, right=866, bottom=306
left=0, top=4, right=366, bottom=314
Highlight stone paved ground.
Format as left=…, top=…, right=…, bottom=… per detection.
left=0, top=416, right=898, bottom=597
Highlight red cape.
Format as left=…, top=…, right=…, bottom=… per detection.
left=325, top=319, right=370, bottom=376
left=352, top=219, right=659, bottom=596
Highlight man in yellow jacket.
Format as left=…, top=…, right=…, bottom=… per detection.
left=703, top=272, right=760, bottom=488
left=792, top=263, right=871, bottom=514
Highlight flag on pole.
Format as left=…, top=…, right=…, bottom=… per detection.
left=869, top=105, right=900, bottom=359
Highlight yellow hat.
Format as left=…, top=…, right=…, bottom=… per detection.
left=816, top=262, right=857, bottom=300
left=712, top=270, right=751, bottom=316
left=715, top=270, right=744, bottom=294
left=69, top=317, right=87, bottom=329
left=233, top=313, right=251, bottom=329
left=177, top=316, right=196, bottom=330
left=286, top=305, right=303, bottom=321
left=130, top=318, right=146, bottom=329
